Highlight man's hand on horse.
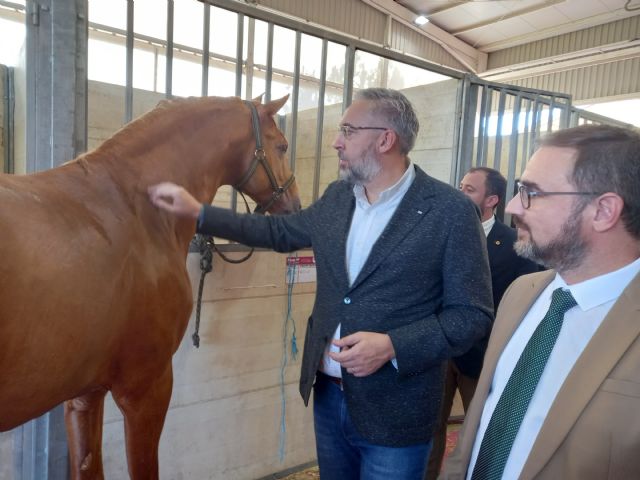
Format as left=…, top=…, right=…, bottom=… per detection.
left=328, top=332, right=396, bottom=377
left=148, top=182, right=202, bottom=219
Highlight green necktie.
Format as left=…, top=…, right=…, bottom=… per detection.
left=471, top=288, right=577, bottom=480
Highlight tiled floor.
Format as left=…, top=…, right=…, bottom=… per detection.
left=279, top=423, right=462, bottom=479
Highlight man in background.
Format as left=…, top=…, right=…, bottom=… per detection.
left=426, top=167, right=537, bottom=479
left=442, top=124, right=640, bottom=479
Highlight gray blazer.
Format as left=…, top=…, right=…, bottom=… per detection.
left=199, top=166, right=493, bottom=446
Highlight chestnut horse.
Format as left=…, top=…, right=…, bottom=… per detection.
left=0, top=95, right=300, bottom=479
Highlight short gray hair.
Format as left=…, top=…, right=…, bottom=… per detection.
left=354, top=88, right=419, bottom=155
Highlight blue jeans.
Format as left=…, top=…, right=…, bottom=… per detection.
left=313, top=373, right=432, bottom=480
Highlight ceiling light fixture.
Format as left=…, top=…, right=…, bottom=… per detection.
left=414, top=15, right=429, bottom=26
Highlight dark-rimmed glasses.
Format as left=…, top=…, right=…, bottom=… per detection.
left=338, top=124, right=388, bottom=140
left=517, top=181, right=600, bottom=209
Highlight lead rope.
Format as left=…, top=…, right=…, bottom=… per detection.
left=278, top=255, right=299, bottom=461
left=192, top=234, right=214, bottom=348
left=191, top=192, right=255, bottom=347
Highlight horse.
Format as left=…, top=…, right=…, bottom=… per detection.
left=0, top=95, right=300, bottom=479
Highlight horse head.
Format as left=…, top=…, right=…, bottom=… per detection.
left=233, top=95, right=301, bottom=215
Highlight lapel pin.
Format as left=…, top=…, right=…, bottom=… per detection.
left=417, top=210, right=423, bottom=215
left=495, top=240, right=501, bottom=245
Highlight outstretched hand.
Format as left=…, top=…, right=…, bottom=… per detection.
left=328, top=332, right=396, bottom=377
left=148, top=182, right=202, bottom=219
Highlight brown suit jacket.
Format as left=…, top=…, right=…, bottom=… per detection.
left=442, top=268, right=640, bottom=479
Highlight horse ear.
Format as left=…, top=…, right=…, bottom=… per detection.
left=263, top=95, right=289, bottom=116
left=252, top=93, right=265, bottom=104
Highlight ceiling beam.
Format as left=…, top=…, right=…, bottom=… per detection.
left=480, top=39, right=640, bottom=81
left=361, top=0, right=487, bottom=72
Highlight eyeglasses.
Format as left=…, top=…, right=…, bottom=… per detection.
left=517, top=181, right=600, bottom=209
left=337, top=124, right=388, bottom=140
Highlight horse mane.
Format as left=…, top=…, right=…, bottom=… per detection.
left=80, top=96, right=239, bottom=165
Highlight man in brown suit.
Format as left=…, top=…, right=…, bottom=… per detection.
left=442, top=124, right=640, bottom=480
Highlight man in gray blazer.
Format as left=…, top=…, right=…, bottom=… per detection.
left=149, top=88, right=493, bottom=480
left=442, top=124, right=640, bottom=480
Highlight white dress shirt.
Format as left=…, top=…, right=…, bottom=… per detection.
left=467, top=256, right=640, bottom=479
left=482, top=215, right=495, bottom=238
left=320, top=164, right=416, bottom=378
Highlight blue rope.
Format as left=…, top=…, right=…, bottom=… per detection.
left=279, top=256, right=299, bottom=461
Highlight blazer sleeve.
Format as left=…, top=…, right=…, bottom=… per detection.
left=195, top=192, right=326, bottom=252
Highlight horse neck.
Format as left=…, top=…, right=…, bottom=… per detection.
left=93, top=101, right=250, bottom=204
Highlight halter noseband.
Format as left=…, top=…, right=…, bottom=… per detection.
left=233, top=100, right=295, bottom=214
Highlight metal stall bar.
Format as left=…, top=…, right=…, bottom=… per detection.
left=2, top=66, right=14, bottom=173
left=234, top=13, right=244, bottom=97
left=265, top=22, right=273, bottom=102
left=455, top=76, right=478, bottom=185
left=546, top=95, right=556, bottom=132
left=478, top=87, right=493, bottom=167
left=521, top=98, right=532, bottom=176
left=343, top=45, right=356, bottom=109
left=166, top=0, right=174, bottom=98
left=245, top=18, right=255, bottom=100
left=529, top=97, right=541, bottom=157
left=125, top=0, right=134, bottom=123
left=231, top=12, right=244, bottom=212
left=492, top=88, right=507, bottom=172
left=312, top=39, right=328, bottom=202
left=289, top=30, right=301, bottom=172
left=201, top=2, right=210, bottom=96
left=504, top=93, right=522, bottom=221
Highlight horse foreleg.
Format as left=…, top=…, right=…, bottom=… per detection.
left=64, top=388, right=108, bottom=480
left=112, top=363, right=173, bottom=480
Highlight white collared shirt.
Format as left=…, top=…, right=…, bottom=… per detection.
left=467, top=256, right=640, bottom=479
left=320, top=164, right=416, bottom=378
left=482, top=215, right=496, bottom=237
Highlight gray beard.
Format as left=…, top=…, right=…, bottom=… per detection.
left=339, top=146, right=382, bottom=185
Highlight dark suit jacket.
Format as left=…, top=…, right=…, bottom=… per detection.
left=454, top=219, right=538, bottom=378
left=198, top=165, right=493, bottom=446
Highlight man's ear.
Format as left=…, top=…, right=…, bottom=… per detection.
left=592, top=192, right=624, bottom=233
left=484, top=194, right=500, bottom=211
left=378, top=130, right=397, bottom=153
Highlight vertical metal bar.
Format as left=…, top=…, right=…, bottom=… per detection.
left=454, top=76, right=477, bottom=185
left=234, top=13, right=244, bottom=97
left=480, top=88, right=493, bottom=167
left=492, top=88, right=506, bottom=172
left=546, top=95, right=555, bottom=132
left=201, top=2, right=210, bottom=96
left=265, top=22, right=273, bottom=102
left=125, top=0, right=134, bottom=122
left=343, top=45, right=355, bottom=110
left=245, top=18, right=255, bottom=100
left=504, top=93, right=522, bottom=223
left=313, top=39, right=328, bottom=202
left=166, top=0, right=174, bottom=98
left=231, top=13, right=244, bottom=212
left=289, top=30, right=301, bottom=172
left=475, top=86, right=488, bottom=167
left=529, top=97, right=541, bottom=157
left=521, top=98, right=532, bottom=176
left=2, top=66, right=14, bottom=173
left=560, top=97, right=571, bottom=129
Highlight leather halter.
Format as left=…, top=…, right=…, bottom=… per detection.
left=233, top=100, right=295, bottom=214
